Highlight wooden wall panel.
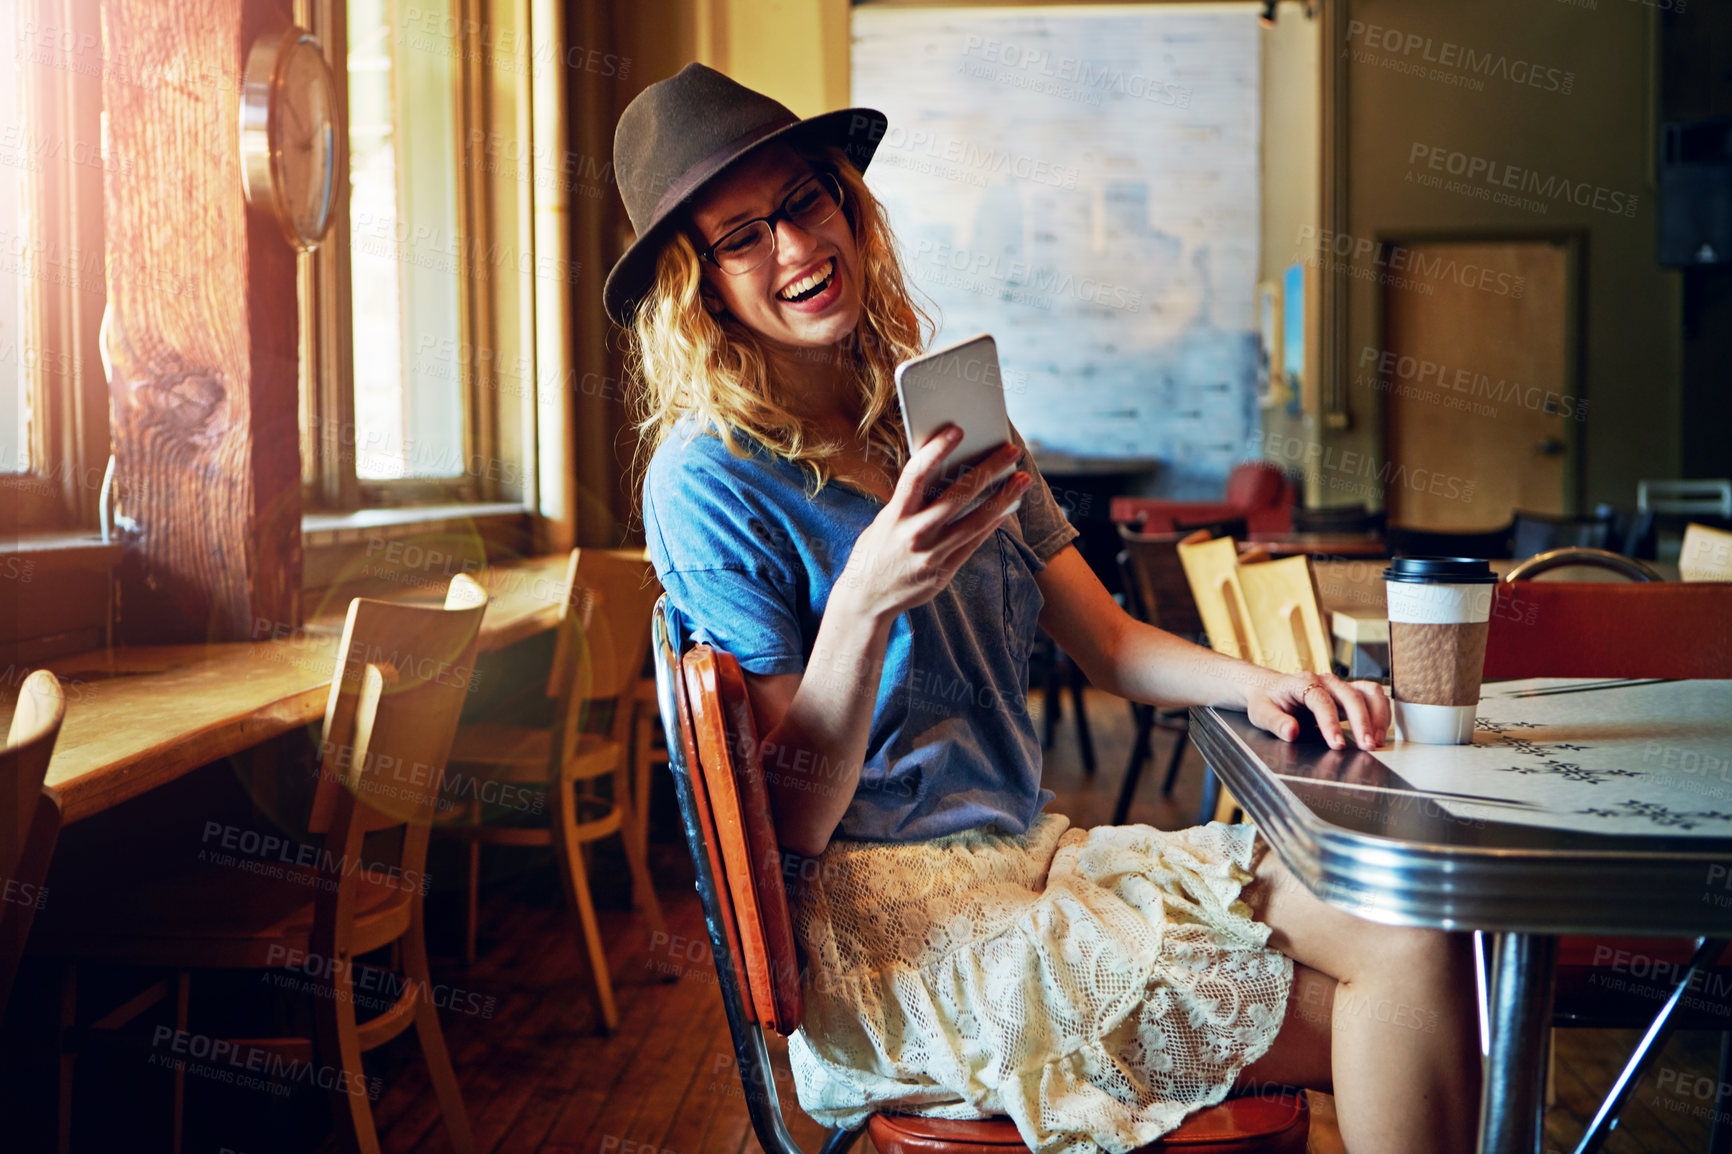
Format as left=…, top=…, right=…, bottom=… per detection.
left=103, top=0, right=301, bottom=642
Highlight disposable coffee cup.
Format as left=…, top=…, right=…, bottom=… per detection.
left=1382, top=557, right=1498, bottom=744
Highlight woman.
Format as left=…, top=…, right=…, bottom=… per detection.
left=612, top=64, right=1479, bottom=1154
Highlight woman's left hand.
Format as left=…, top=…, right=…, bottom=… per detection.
left=1244, top=672, right=1392, bottom=751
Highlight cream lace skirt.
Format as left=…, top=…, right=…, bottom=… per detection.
left=786, top=815, right=1294, bottom=1154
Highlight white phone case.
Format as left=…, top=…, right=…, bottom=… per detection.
left=894, top=332, right=1012, bottom=477
left=894, top=333, right=1014, bottom=523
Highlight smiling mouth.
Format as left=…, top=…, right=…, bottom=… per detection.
left=777, top=258, right=836, bottom=303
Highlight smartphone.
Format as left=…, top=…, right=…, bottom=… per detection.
left=894, top=332, right=1013, bottom=489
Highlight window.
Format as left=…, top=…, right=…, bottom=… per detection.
left=1, top=0, right=108, bottom=534
left=302, top=0, right=547, bottom=512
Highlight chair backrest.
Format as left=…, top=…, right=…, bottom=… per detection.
left=1117, top=526, right=1206, bottom=638
left=1483, top=582, right=1732, bottom=680
left=1177, top=534, right=1261, bottom=662
left=547, top=548, right=663, bottom=746
left=1511, top=509, right=1615, bottom=559
left=0, top=671, right=66, bottom=1008
left=681, top=645, right=803, bottom=1034
left=2, top=671, right=63, bottom=882
left=310, top=574, right=489, bottom=841
left=650, top=598, right=814, bottom=1154
left=1225, top=461, right=1291, bottom=510
left=1503, top=547, right=1661, bottom=584
left=1235, top=555, right=1333, bottom=676
left=1680, top=523, right=1732, bottom=582
left=1638, top=479, right=1732, bottom=517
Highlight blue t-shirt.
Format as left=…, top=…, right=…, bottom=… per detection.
left=643, top=416, right=1080, bottom=843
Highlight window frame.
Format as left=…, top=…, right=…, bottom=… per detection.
left=298, top=0, right=531, bottom=515
left=2, top=0, right=109, bottom=536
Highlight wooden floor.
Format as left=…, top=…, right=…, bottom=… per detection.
left=7, top=686, right=1727, bottom=1153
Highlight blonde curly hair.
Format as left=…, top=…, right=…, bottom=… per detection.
left=625, top=145, right=933, bottom=494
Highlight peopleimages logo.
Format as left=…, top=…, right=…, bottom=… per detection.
left=1406, top=143, right=1639, bottom=218
left=1345, top=21, right=1576, bottom=95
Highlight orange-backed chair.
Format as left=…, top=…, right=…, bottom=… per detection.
left=0, top=671, right=66, bottom=1012
left=37, top=576, right=489, bottom=1154
left=1483, top=578, right=1732, bottom=681
left=438, top=548, right=667, bottom=1029
left=649, top=597, right=1311, bottom=1154
left=1483, top=575, right=1732, bottom=1152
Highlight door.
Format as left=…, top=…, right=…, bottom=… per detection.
left=1381, top=240, right=1576, bottom=529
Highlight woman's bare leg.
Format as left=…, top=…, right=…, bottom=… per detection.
left=1236, top=849, right=1482, bottom=1154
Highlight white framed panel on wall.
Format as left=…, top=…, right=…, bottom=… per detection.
left=852, top=3, right=1261, bottom=497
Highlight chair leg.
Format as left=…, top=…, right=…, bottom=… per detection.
left=1067, top=659, right=1095, bottom=775
left=171, top=971, right=189, bottom=1154
left=312, top=946, right=382, bottom=1154
left=57, top=965, right=75, bottom=1154
left=403, top=912, right=476, bottom=1154
left=1112, top=704, right=1153, bottom=826
left=554, top=785, right=619, bottom=1032
left=632, top=708, right=656, bottom=852
left=1160, top=722, right=1190, bottom=797
left=1709, top=1030, right=1732, bottom=1154
left=463, top=839, right=481, bottom=967
left=1198, top=765, right=1222, bottom=829
left=615, top=770, right=666, bottom=935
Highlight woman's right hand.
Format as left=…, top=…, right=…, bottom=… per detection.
left=836, top=425, right=1033, bottom=621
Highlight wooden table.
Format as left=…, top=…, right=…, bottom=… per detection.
left=34, top=555, right=572, bottom=824
left=1242, top=533, right=1388, bottom=558
left=1190, top=679, right=1732, bottom=1154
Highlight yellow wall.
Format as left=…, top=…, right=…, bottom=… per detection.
left=1275, top=0, right=1681, bottom=514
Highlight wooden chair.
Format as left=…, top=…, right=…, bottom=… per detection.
left=1233, top=556, right=1332, bottom=679
left=651, top=597, right=1311, bottom=1154
left=1680, top=522, right=1732, bottom=582
left=438, top=548, right=666, bottom=1030
left=36, top=574, right=489, bottom=1154
left=630, top=673, right=668, bottom=850
left=1112, top=529, right=1203, bottom=823
left=1176, top=533, right=1260, bottom=664
left=0, top=671, right=66, bottom=1012
left=1483, top=581, right=1732, bottom=681
left=1483, top=576, right=1732, bottom=1153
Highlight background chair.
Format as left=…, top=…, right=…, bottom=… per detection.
left=1233, top=557, right=1332, bottom=679
left=1112, top=462, right=1297, bottom=536
left=1483, top=573, right=1732, bottom=1153
left=1385, top=521, right=1514, bottom=560
left=0, top=671, right=66, bottom=1013
left=1112, top=529, right=1205, bottom=823
left=650, top=598, right=1312, bottom=1154
left=38, top=575, right=490, bottom=1154
left=1510, top=507, right=1617, bottom=559
left=1483, top=580, right=1732, bottom=681
left=1031, top=633, right=1097, bottom=777
left=439, top=548, right=666, bottom=1030
left=1502, top=546, right=1662, bottom=584
left=1625, top=479, right=1732, bottom=560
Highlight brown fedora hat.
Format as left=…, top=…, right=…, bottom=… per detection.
left=604, top=63, right=887, bottom=325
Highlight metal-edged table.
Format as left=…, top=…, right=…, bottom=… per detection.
left=1189, top=677, right=1732, bottom=1154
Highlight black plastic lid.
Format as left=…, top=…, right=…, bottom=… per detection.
left=1382, top=556, right=1498, bottom=584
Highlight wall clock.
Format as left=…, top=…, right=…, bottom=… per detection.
left=240, top=27, right=342, bottom=250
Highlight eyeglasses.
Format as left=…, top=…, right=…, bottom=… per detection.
left=697, top=171, right=845, bottom=275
